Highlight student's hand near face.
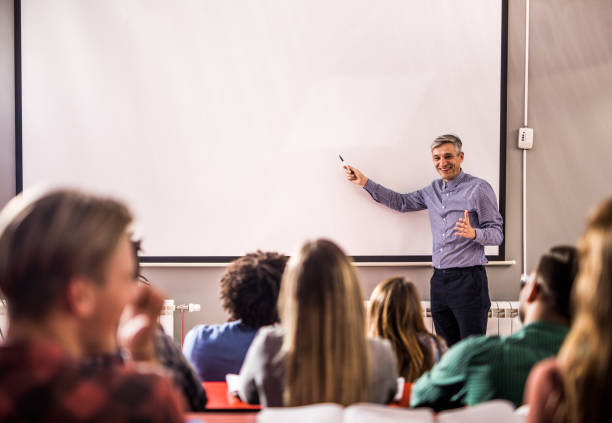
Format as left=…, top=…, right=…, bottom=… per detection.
left=344, top=165, right=368, bottom=187
left=117, top=285, right=164, bottom=362
left=455, top=210, right=476, bottom=240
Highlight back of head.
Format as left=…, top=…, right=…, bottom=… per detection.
left=534, top=245, right=579, bottom=320
left=220, top=250, right=287, bottom=327
left=558, top=198, right=612, bottom=423
left=367, top=277, right=433, bottom=381
left=279, top=238, right=369, bottom=406
left=0, top=189, right=133, bottom=322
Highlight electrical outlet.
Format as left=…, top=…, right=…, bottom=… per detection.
left=518, top=127, right=534, bottom=149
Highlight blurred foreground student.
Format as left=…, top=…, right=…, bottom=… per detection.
left=0, top=189, right=184, bottom=422
left=525, top=198, right=612, bottom=423
left=411, top=245, right=578, bottom=410
left=238, top=239, right=398, bottom=407
left=183, top=251, right=287, bottom=381
left=368, top=277, right=447, bottom=382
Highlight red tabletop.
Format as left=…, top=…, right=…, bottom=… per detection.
left=392, top=382, right=413, bottom=408
left=203, top=382, right=261, bottom=411
left=201, top=381, right=412, bottom=410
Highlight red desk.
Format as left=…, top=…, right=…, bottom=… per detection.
left=203, top=382, right=261, bottom=411
left=393, top=382, right=412, bottom=408
left=201, top=381, right=412, bottom=410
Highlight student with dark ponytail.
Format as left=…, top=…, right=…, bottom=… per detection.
left=525, top=198, right=612, bottom=423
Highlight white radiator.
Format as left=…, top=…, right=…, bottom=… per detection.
left=160, top=299, right=202, bottom=345
left=421, top=301, right=522, bottom=337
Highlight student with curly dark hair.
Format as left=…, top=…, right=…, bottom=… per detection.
left=182, top=251, right=287, bottom=381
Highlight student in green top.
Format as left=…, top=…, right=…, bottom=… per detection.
left=410, top=245, right=578, bottom=410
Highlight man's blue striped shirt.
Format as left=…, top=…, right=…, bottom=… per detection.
left=364, top=170, right=503, bottom=269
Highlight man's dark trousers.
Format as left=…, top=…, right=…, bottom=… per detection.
left=430, top=265, right=490, bottom=346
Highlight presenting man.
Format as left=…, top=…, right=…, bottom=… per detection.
left=344, top=134, right=503, bottom=346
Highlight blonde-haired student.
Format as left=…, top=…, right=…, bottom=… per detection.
left=237, top=239, right=398, bottom=407
left=368, top=277, right=447, bottom=382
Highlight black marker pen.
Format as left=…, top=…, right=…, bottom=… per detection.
left=339, top=155, right=355, bottom=175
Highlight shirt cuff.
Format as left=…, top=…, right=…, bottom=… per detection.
left=473, top=228, right=484, bottom=244
left=364, top=179, right=376, bottom=193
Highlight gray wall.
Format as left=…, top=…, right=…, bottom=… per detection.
left=1, top=0, right=611, bottom=339
left=523, top=0, right=612, bottom=261
left=0, top=0, right=14, bottom=204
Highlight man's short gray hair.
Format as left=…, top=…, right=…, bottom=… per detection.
left=431, top=134, right=462, bottom=153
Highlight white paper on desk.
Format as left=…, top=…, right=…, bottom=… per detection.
left=437, top=400, right=522, bottom=423
left=394, top=377, right=405, bottom=401
left=225, top=373, right=242, bottom=396
left=344, top=403, right=434, bottom=423
left=257, top=402, right=434, bottom=423
left=257, top=403, right=344, bottom=423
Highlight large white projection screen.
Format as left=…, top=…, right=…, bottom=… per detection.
left=20, top=0, right=505, bottom=260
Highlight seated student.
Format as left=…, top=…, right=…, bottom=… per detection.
left=137, top=275, right=208, bottom=411
left=0, top=189, right=184, bottom=422
left=411, top=245, right=578, bottom=410
left=525, top=198, right=612, bottom=423
left=237, top=239, right=398, bottom=407
left=367, top=277, right=447, bottom=382
left=182, top=251, right=287, bottom=381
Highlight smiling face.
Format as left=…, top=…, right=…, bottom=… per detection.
left=432, top=142, right=464, bottom=182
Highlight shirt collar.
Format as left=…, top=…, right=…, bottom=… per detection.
left=444, top=169, right=466, bottom=190
left=521, top=320, right=570, bottom=334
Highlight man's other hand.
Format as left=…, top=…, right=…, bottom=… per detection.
left=455, top=210, right=476, bottom=240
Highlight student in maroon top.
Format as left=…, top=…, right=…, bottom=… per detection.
left=0, top=189, right=184, bottom=423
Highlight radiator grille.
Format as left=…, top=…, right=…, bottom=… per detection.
left=421, top=301, right=522, bottom=336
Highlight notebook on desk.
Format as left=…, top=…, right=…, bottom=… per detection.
left=257, top=400, right=522, bottom=423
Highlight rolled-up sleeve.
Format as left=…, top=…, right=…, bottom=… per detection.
left=364, top=180, right=427, bottom=212
left=410, top=337, right=493, bottom=411
left=473, top=182, right=503, bottom=246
